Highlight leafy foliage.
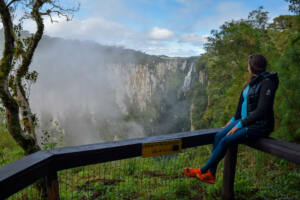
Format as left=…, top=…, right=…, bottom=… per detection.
left=190, top=7, right=300, bottom=143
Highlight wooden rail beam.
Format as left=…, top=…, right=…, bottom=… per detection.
left=221, top=137, right=300, bottom=200
left=245, top=137, right=300, bottom=164
left=222, top=145, right=238, bottom=200
left=0, top=151, right=54, bottom=200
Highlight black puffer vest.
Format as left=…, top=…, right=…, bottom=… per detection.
left=246, top=72, right=279, bottom=133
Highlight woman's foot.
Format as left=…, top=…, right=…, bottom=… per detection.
left=196, top=170, right=216, bottom=184
left=184, top=168, right=201, bottom=177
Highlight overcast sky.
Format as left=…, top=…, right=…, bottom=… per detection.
left=6, top=0, right=293, bottom=57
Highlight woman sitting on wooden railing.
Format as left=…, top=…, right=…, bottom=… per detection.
left=184, top=54, right=279, bottom=184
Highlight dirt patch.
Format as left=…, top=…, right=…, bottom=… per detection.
left=142, top=170, right=180, bottom=179
left=77, top=177, right=124, bottom=190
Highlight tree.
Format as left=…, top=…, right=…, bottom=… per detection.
left=0, top=0, right=79, bottom=155
left=285, top=0, right=300, bottom=14
left=248, top=6, right=269, bottom=30
left=200, top=7, right=272, bottom=128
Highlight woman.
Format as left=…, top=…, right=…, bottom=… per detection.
left=184, top=54, right=279, bottom=184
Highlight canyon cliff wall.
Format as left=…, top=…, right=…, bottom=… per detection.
left=28, top=37, right=203, bottom=146
left=0, top=33, right=206, bottom=146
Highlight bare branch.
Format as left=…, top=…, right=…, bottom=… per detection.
left=43, top=0, right=80, bottom=22
left=6, top=0, right=21, bottom=8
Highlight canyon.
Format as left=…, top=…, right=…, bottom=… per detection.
left=0, top=32, right=207, bottom=146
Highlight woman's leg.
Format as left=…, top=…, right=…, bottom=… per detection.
left=245, top=128, right=268, bottom=140
left=201, top=127, right=249, bottom=175
left=209, top=120, right=239, bottom=175
left=212, top=120, right=239, bottom=152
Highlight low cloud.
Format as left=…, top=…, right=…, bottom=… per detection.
left=20, top=14, right=204, bottom=57
left=149, top=27, right=175, bottom=40
left=179, top=33, right=208, bottom=46
left=43, top=17, right=133, bottom=45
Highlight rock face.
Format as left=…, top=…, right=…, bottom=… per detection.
left=189, top=61, right=209, bottom=132
left=113, top=58, right=196, bottom=113
left=16, top=36, right=200, bottom=146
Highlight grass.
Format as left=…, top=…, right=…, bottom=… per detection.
left=0, top=126, right=24, bottom=166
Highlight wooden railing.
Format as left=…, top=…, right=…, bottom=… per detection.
left=0, top=128, right=299, bottom=200
left=222, top=138, right=300, bottom=199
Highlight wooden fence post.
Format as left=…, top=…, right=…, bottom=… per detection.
left=46, top=170, right=60, bottom=200
left=222, top=144, right=238, bottom=200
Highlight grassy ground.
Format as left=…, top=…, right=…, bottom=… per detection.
left=1, top=129, right=299, bottom=200
left=0, top=125, right=24, bottom=166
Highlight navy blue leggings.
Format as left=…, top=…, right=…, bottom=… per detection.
left=201, top=120, right=264, bottom=176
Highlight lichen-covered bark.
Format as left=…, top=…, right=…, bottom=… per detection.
left=15, top=0, right=45, bottom=141
left=0, top=0, right=41, bottom=155
left=0, top=0, right=15, bottom=79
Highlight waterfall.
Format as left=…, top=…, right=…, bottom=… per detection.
left=182, top=63, right=195, bottom=92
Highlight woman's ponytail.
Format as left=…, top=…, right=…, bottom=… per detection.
left=242, top=74, right=255, bottom=90
left=242, top=54, right=268, bottom=90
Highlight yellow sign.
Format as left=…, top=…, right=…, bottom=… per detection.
left=142, top=139, right=182, bottom=157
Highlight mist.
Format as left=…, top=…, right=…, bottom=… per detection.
left=30, top=37, right=146, bottom=146
left=0, top=31, right=197, bottom=147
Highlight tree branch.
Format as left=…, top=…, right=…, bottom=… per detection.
left=41, top=0, right=80, bottom=21
left=6, top=0, right=21, bottom=8
left=14, top=0, right=45, bottom=141
left=17, top=0, right=44, bottom=82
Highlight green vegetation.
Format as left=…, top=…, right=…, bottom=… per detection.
left=189, top=6, right=300, bottom=142
left=0, top=110, right=24, bottom=166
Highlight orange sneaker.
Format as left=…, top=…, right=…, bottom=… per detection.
left=184, top=168, right=202, bottom=177
left=196, top=171, right=216, bottom=184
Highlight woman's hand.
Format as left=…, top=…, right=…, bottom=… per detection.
left=223, top=121, right=231, bottom=128
left=226, top=126, right=238, bottom=135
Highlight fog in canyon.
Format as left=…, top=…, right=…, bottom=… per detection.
left=0, top=31, right=201, bottom=147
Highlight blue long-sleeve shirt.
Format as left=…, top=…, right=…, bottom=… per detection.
left=230, top=72, right=279, bottom=131
left=230, top=85, right=250, bottom=129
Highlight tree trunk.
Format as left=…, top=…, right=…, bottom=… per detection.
left=0, top=0, right=40, bottom=155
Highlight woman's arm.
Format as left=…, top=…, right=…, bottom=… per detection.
left=233, top=91, right=243, bottom=121
left=223, top=91, right=243, bottom=129
left=241, top=79, right=276, bottom=127
left=223, top=92, right=242, bottom=129
left=223, top=118, right=234, bottom=128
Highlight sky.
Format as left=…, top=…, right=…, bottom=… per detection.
left=10, top=0, right=294, bottom=57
